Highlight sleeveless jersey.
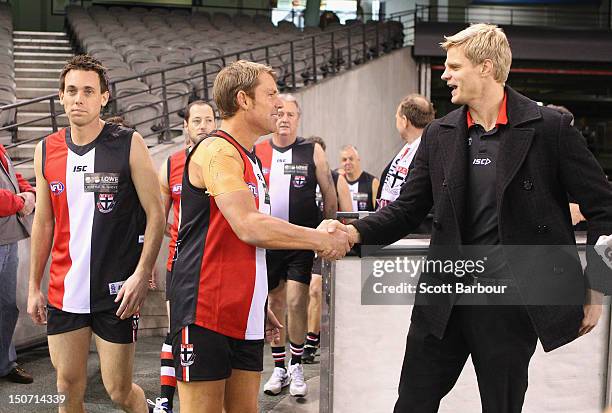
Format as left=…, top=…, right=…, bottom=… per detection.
left=166, top=148, right=187, bottom=272
left=346, top=171, right=376, bottom=212
left=169, top=130, right=270, bottom=340
left=42, top=124, right=146, bottom=313
left=255, top=137, right=319, bottom=228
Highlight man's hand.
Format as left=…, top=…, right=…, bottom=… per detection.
left=115, top=268, right=150, bottom=319
left=18, top=192, right=35, bottom=216
left=579, top=289, right=603, bottom=336
left=318, top=219, right=360, bottom=246
left=149, top=268, right=158, bottom=290
left=265, top=307, right=283, bottom=344
left=316, top=219, right=351, bottom=260
left=27, top=290, right=47, bottom=325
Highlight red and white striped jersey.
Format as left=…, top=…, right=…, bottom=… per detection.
left=165, top=148, right=187, bottom=272
left=169, top=130, right=270, bottom=340
left=42, top=124, right=146, bottom=313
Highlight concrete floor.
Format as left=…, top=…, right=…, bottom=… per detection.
left=0, top=336, right=320, bottom=413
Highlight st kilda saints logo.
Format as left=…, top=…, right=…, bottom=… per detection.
left=96, top=193, right=116, bottom=214
left=180, top=343, right=195, bottom=367
left=292, top=175, right=306, bottom=188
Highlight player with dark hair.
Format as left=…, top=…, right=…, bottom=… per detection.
left=27, top=54, right=165, bottom=413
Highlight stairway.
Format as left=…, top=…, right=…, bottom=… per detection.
left=11, top=31, right=74, bottom=179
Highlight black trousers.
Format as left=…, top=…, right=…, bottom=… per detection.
left=394, top=305, right=538, bottom=413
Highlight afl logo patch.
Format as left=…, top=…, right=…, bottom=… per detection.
left=96, top=193, right=116, bottom=214
left=292, top=175, right=306, bottom=188
left=172, top=183, right=182, bottom=195
left=247, top=182, right=258, bottom=198
left=180, top=343, right=195, bottom=367
left=49, top=181, right=65, bottom=195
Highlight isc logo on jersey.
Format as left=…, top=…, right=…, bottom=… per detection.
left=49, top=181, right=65, bottom=196
left=473, top=158, right=492, bottom=166
left=172, top=184, right=182, bottom=195
left=247, top=182, right=258, bottom=198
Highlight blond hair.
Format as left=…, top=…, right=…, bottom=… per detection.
left=213, top=60, right=277, bottom=119
left=440, top=23, right=512, bottom=83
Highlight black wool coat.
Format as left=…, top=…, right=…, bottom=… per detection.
left=352, top=86, right=612, bottom=351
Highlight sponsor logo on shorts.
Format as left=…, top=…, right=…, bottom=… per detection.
left=96, top=193, right=116, bottom=213
left=108, top=281, right=125, bottom=295
left=180, top=343, right=195, bottom=367
left=132, top=314, right=140, bottom=342
left=49, top=181, right=65, bottom=195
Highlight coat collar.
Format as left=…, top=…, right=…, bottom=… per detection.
left=438, top=85, right=542, bottom=129
left=436, top=86, right=540, bottom=242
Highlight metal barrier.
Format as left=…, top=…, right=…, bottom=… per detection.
left=321, top=224, right=611, bottom=412
left=0, top=16, right=407, bottom=169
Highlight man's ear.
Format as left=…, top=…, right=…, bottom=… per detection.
left=236, top=90, right=249, bottom=111
left=101, top=90, right=110, bottom=108
left=58, top=90, right=64, bottom=105
left=403, top=115, right=410, bottom=130
left=481, top=59, right=494, bottom=78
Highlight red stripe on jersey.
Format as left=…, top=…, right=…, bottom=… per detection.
left=255, top=139, right=273, bottom=185
left=166, top=149, right=187, bottom=271
left=161, top=351, right=173, bottom=360
left=194, top=131, right=260, bottom=338
left=43, top=130, right=71, bottom=310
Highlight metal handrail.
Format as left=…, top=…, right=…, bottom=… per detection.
left=0, top=14, right=407, bottom=166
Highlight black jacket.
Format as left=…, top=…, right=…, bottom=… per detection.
left=352, top=86, right=612, bottom=351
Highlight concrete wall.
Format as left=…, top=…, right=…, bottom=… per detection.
left=292, top=47, right=418, bottom=177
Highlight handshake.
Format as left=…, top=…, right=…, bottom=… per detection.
left=315, top=219, right=359, bottom=261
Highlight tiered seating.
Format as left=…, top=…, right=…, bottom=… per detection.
left=0, top=3, right=15, bottom=129
left=66, top=5, right=403, bottom=139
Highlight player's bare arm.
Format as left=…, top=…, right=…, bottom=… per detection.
left=115, top=132, right=165, bottom=319
left=313, top=143, right=338, bottom=219
left=158, top=158, right=173, bottom=236
left=336, top=174, right=353, bottom=212
left=27, top=141, right=54, bottom=325
left=371, top=178, right=380, bottom=210
left=192, top=139, right=349, bottom=259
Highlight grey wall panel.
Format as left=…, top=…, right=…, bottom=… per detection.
left=289, top=47, right=419, bottom=177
